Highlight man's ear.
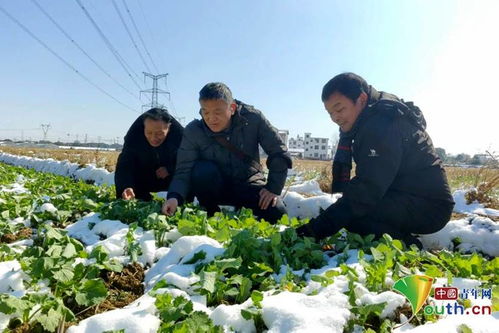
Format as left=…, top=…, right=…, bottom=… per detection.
left=230, top=102, right=237, bottom=115
left=358, top=92, right=368, bottom=107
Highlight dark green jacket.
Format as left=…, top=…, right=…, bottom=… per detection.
left=167, top=100, right=291, bottom=203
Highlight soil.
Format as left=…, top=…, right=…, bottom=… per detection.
left=63, top=262, right=145, bottom=330
left=0, top=227, right=32, bottom=244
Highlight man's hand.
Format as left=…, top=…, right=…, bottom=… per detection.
left=259, top=188, right=279, bottom=210
left=122, top=188, right=135, bottom=200
left=162, top=198, right=178, bottom=216
left=156, top=167, right=169, bottom=179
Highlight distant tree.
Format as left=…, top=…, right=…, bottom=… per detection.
left=435, top=147, right=447, bottom=161
left=456, top=153, right=471, bottom=164
left=470, top=154, right=484, bottom=165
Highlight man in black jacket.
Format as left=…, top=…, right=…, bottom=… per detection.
left=162, top=82, right=292, bottom=223
left=115, top=108, right=183, bottom=201
left=297, top=73, right=454, bottom=246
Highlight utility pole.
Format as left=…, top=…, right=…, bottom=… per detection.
left=140, top=72, right=170, bottom=111
left=41, top=124, right=51, bottom=141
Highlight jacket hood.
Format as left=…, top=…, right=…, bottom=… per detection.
left=366, top=86, right=427, bottom=130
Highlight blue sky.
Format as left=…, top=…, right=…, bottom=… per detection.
left=1, top=0, right=497, bottom=154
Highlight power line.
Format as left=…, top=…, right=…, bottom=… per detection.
left=74, top=0, right=143, bottom=90
left=135, top=0, right=164, bottom=73
left=30, top=0, right=138, bottom=100
left=0, top=4, right=139, bottom=113
left=122, top=0, right=159, bottom=74
left=111, top=0, right=151, bottom=73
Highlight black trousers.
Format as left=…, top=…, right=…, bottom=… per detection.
left=339, top=191, right=454, bottom=247
left=191, top=160, right=286, bottom=224
left=300, top=190, right=454, bottom=247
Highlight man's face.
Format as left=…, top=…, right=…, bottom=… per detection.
left=144, top=118, right=170, bottom=147
left=324, top=91, right=367, bottom=132
left=199, top=99, right=236, bottom=133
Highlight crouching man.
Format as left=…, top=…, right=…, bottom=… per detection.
left=162, top=82, right=292, bottom=223
left=297, top=73, right=454, bottom=247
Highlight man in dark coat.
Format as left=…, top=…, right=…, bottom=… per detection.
left=297, top=73, right=454, bottom=246
left=115, top=108, right=183, bottom=201
left=162, top=82, right=292, bottom=223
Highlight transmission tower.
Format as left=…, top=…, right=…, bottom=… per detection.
left=140, top=72, right=170, bottom=111
left=41, top=124, right=51, bottom=141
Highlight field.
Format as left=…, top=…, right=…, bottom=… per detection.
left=0, top=149, right=498, bottom=332
left=1, top=146, right=498, bottom=200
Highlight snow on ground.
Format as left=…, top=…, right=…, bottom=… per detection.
left=453, top=189, right=499, bottom=217
left=67, top=294, right=161, bottom=333
left=0, top=152, right=114, bottom=185
left=0, top=175, right=30, bottom=194
left=1, top=156, right=498, bottom=332
left=0, top=260, right=26, bottom=297
left=210, top=300, right=256, bottom=332
left=145, top=235, right=224, bottom=292
left=65, top=213, right=164, bottom=266
left=420, top=216, right=499, bottom=257
left=394, top=312, right=499, bottom=333
left=261, top=291, right=350, bottom=333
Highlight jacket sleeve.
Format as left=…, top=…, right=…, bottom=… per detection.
left=305, top=116, right=403, bottom=238
left=114, top=147, right=138, bottom=198
left=166, top=127, right=199, bottom=204
left=257, top=114, right=292, bottom=195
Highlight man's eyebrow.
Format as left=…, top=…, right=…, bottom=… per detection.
left=332, top=102, right=342, bottom=109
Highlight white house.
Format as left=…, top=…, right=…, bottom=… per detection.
left=303, top=133, right=331, bottom=160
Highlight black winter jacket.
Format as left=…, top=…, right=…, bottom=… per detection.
left=114, top=114, right=183, bottom=200
left=305, top=88, right=454, bottom=237
left=167, top=100, right=292, bottom=203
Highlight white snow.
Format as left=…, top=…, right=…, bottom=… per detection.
left=394, top=312, right=499, bottom=333
left=357, top=291, right=406, bottom=319
left=287, top=180, right=324, bottom=196
left=420, top=216, right=499, bottom=257
left=282, top=191, right=340, bottom=219
left=145, top=236, right=224, bottom=292
left=2, top=157, right=499, bottom=333
left=453, top=189, right=499, bottom=217
left=210, top=301, right=256, bottom=333
left=261, top=291, right=350, bottom=333
left=0, top=152, right=114, bottom=185
left=67, top=294, right=160, bottom=333
left=38, top=202, right=57, bottom=213
left=0, top=260, right=26, bottom=296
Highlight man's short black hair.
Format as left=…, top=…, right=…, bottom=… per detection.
left=199, top=82, right=233, bottom=104
left=142, top=108, right=172, bottom=124
left=321, top=72, right=369, bottom=103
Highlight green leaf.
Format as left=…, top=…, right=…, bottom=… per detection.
left=199, top=271, right=217, bottom=294
left=62, top=243, right=77, bottom=258
left=458, top=324, right=473, bottom=333
left=250, top=291, right=263, bottom=308
left=75, top=279, right=108, bottom=306
left=214, top=257, right=242, bottom=273
left=36, top=308, right=63, bottom=332
left=0, top=295, right=29, bottom=315
left=53, top=266, right=75, bottom=283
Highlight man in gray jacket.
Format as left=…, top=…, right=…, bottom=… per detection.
left=162, top=82, right=292, bottom=223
